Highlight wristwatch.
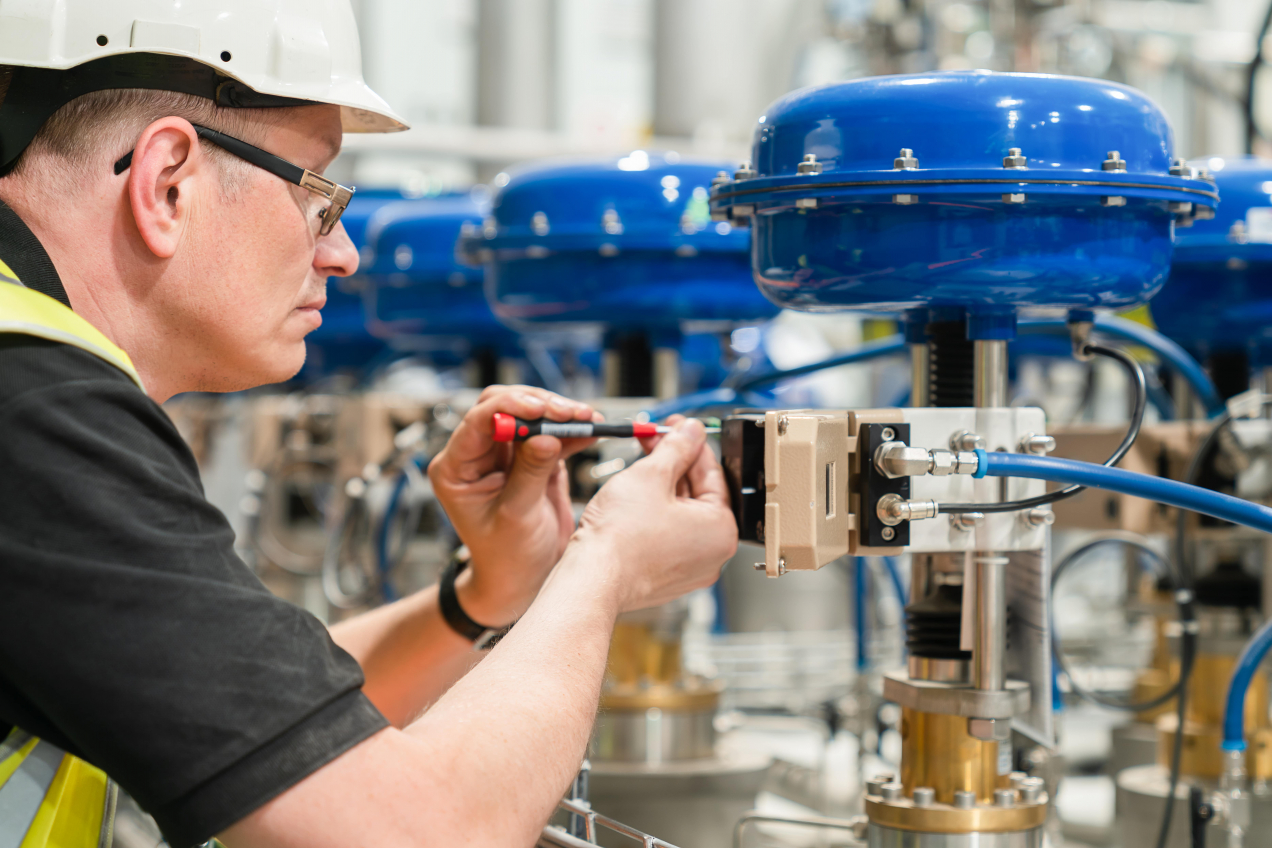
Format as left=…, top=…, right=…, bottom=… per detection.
left=438, top=554, right=514, bottom=650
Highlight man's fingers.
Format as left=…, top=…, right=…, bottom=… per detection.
left=498, top=435, right=564, bottom=514
left=685, top=441, right=730, bottom=506
left=441, top=390, right=594, bottom=480
left=646, top=418, right=706, bottom=483
left=637, top=414, right=684, bottom=455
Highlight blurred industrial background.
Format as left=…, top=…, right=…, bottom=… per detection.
left=336, top=0, right=1270, bottom=191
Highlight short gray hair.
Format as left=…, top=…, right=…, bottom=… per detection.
left=0, top=68, right=285, bottom=195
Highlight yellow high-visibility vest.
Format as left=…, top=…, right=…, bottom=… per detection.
left=0, top=259, right=136, bottom=848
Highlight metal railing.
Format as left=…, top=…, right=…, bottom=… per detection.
left=538, top=798, right=682, bottom=848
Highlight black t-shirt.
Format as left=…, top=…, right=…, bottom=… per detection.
left=0, top=201, right=388, bottom=847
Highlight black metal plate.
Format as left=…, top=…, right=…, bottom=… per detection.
left=859, top=422, right=910, bottom=547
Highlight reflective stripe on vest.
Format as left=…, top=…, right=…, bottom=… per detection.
left=0, top=257, right=127, bottom=848
left=0, top=265, right=144, bottom=391
left=0, top=730, right=115, bottom=848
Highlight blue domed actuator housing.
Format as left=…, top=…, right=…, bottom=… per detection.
left=363, top=193, right=518, bottom=352
left=709, top=71, right=1216, bottom=318
left=1153, top=155, right=1272, bottom=367
left=461, top=153, right=779, bottom=330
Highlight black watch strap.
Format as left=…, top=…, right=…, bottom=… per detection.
left=438, top=557, right=513, bottom=649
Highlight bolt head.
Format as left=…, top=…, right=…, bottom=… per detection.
left=777, top=415, right=789, bottom=435
left=777, top=556, right=788, bottom=575
left=881, top=427, right=896, bottom=441
left=951, top=430, right=986, bottom=452
left=753, top=562, right=766, bottom=571
left=881, top=526, right=896, bottom=541
left=880, top=782, right=903, bottom=802
left=1025, top=507, right=1055, bottom=527
left=912, top=787, right=935, bottom=807
left=952, top=790, right=977, bottom=809
left=994, top=788, right=1018, bottom=808
left=951, top=512, right=984, bottom=531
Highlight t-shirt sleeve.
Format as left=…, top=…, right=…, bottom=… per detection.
left=0, top=340, right=388, bottom=848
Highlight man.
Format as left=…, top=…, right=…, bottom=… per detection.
left=0, top=3, right=738, bottom=847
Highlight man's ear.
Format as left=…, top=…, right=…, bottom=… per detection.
left=126, top=118, right=207, bottom=259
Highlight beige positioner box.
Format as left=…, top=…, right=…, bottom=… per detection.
left=762, top=410, right=851, bottom=576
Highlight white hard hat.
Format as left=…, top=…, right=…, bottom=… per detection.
left=0, top=0, right=407, bottom=172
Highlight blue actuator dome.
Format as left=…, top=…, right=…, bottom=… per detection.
left=1153, top=155, right=1272, bottom=363
left=460, top=153, right=779, bottom=330
left=710, top=70, right=1216, bottom=316
left=362, top=192, right=518, bottom=350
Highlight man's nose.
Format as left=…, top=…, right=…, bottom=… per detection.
left=315, top=220, right=359, bottom=278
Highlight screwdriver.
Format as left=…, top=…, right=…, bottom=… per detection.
left=492, top=412, right=720, bottom=442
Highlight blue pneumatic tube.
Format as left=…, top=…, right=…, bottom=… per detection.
left=733, top=336, right=906, bottom=393
left=972, top=451, right=1272, bottom=536
left=1018, top=315, right=1224, bottom=417
left=1222, top=619, right=1272, bottom=752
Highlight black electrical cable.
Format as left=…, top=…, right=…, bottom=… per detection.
left=939, top=344, right=1146, bottom=514
left=1247, top=0, right=1272, bottom=154
left=1049, top=537, right=1191, bottom=713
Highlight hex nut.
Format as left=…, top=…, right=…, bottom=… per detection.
left=950, top=430, right=985, bottom=452
left=953, top=790, right=977, bottom=809
left=893, top=193, right=919, bottom=205
left=1002, top=193, right=1027, bottom=204
left=1102, top=195, right=1127, bottom=207
left=1003, top=148, right=1027, bottom=169
left=912, top=787, right=935, bottom=807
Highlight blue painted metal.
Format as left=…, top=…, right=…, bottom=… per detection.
left=1154, top=155, right=1272, bottom=363
left=462, top=153, right=779, bottom=330
left=362, top=192, right=519, bottom=351
left=710, top=71, right=1215, bottom=315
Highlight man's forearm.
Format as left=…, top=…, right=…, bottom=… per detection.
left=328, top=586, right=481, bottom=727
left=401, top=539, right=621, bottom=844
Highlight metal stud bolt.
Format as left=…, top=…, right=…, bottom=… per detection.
left=994, top=788, right=1018, bottom=808
left=711, top=170, right=731, bottom=189
left=894, top=148, right=919, bottom=170
left=777, top=415, right=789, bottom=435
left=1020, top=778, right=1045, bottom=804
left=1025, top=507, right=1055, bottom=528
left=912, top=787, right=935, bottom=807
left=950, top=512, right=984, bottom=532
left=950, top=430, right=986, bottom=452
left=1019, top=433, right=1056, bottom=455
left=880, top=782, right=903, bottom=802
left=1102, top=151, right=1127, bottom=172
left=797, top=154, right=823, bottom=175
left=1169, top=158, right=1189, bottom=177
left=734, top=161, right=757, bottom=180
left=1003, top=148, right=1027, bottom=169
left=953, top=790, right=977, bottom=809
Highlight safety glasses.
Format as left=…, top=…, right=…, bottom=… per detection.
left=113, top=124, right=354, bottom=237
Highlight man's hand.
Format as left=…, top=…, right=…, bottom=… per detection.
left=428, top=385, right=599, bottom=626
left=571, top=415, right=739, bottom=612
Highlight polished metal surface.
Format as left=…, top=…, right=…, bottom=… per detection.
left=883, top=672, right=1030, bottom=718
left=587, top=752, right=771, bottom=848
left=590, top=707, right=716, bottom=764
left=867, top=822, right=1043, bottom=848
left=974, top=340, right=1009, bottom=408
left=909, top=656, right=971, bottom=684
left=1113, top=764, right=1272, bottom=848
left=972, top=555, right=1009, bottom=692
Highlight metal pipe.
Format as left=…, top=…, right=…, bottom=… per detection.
left=911, top=342, right=930, bottom=407
left=973, top=339, right=1008, bottom=408
left=972, top=555, right=1008, bottom=691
